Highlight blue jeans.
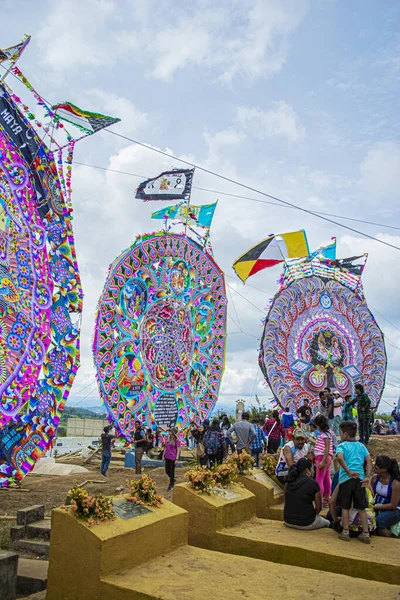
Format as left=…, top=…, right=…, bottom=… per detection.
left=251, top=447, right=263, bottom=467
left=376, top=509, right=400, bottom=530
left=101, top=451, right=111, bottom=475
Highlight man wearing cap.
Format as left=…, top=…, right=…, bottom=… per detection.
left=275, top=428, right=310, bottom=484
left=332, top=390, right=344, bottom=436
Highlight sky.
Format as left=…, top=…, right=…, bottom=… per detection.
left=2, top=0, right=400, bottom=414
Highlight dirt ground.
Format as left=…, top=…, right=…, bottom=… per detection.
left=0, top=435, right=399, bottom=517
left=0, top=459, right=189, bottom=517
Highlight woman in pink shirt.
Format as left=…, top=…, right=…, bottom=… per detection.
left=313, top=414, right=334, bottom=506
left=163, top=428, right=181, bottom=491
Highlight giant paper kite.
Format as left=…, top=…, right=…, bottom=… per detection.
left=93, top=232, right=227, bottom=438
left=0, top=41, right=119, bottom=486
left=95, top=165, right=226, bottom=438
left=258, top=254, right=387, bottom=411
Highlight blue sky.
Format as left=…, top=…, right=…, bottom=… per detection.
left=2, top=0, right=400, bottom=413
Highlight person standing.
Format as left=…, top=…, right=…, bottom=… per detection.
left=203, top=419, right=222, bottom=468
left=342, top=394, right=354, bottom=422
left=332, top=391, right=344, bottom=436
left=336, top=420, right=373, bottom=543
left=313, top=415, right=334, bottom=506
left=133, top=420, right=146, bottom=474
left=163, top=428, right=181, bottom=491
left=263, top=410, right=285, bottom=454
left=250, top=419, right=266, bottom=466
left=281, top=406, right=295, bottom=442
left=324, top=387, right=335, bottom=430
left=145, top=428, right=155, bottom=454
left=221, top=415, right=235, bottom=456
left=354, top=384, right=372, bottom=445
left=227, top=412, right=256, bottom=454
left=296, top=400, right=312, bottom=432
left=100, top=425, right=115, bottom=477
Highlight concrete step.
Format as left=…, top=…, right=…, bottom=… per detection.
left=16, top=539, right=50, bottom=559
left=17, top=505, right=45, bottom=527
left=17, top=558, right=48, bottom=595
left=263, top=502, right=329, bottom=522
left=218, top=518, right=400, bottom=585
left=26, top=520, right=51, bottom=541
left=101, top=544, right=399, bottom=600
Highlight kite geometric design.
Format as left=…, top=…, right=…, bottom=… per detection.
left=0, top=91, right=82, bottom=487
left=259, top=256, right=387, bottom=411
left=93, top=233, right=227, bottom=439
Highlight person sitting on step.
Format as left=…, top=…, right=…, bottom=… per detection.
left=284, top=457, right=330, bottom=530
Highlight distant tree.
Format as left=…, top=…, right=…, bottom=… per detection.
left=57, top=426, right=67, bottom=437
left=248, top=395, right=272, bottom=422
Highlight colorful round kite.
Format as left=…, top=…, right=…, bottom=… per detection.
left=259, top=256, right=387, bottom=410
left=0, top=88, right=82, bottom=487
left=93, top=232, right=227, bottom=439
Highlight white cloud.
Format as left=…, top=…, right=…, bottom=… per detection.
left=37, top=0, right=309, bottom=85
left=84, top=90, right=147, bottom=136
left=37, top=0, right=126, bottom=71
left=359, top=141, right=400, bottom=202
left=236, top=102, right=305, bottom=142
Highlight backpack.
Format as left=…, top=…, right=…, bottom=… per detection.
left=282, top=412, right=294, bottom=429
left=203, top=430, right=220, bottom=455
left=196, top=442, right=206, bottom=458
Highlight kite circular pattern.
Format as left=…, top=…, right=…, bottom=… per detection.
left=259, top=260, right=386, bottom=411
left=0, top=105, right=82, bottom=487
left=93, top=233, right=227, bottom=439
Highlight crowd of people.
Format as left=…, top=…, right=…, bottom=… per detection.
left=99, top=383, right=400, bottom=539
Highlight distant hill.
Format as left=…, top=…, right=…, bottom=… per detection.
left=62, top=406, right=106, bottom=420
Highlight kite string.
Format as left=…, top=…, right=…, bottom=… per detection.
left=104, top=129, right=400, bottom=253
left=73, top=161, right=400, bottom=233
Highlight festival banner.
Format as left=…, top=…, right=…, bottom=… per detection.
left=136, top=168, right=195, bottom=202
left=233, top=230, right=309, bottom=283
left=52, top=101, right=120, bottom=135
left=151, top=201, right=217, bottom=229
left=0, top=84, right=50, bottom=217
left=311, top=238, right=337, bottom=260
left=0, top=35, right=31, bottom=64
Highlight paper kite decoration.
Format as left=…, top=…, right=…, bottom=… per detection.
left=233, top=230, right=309, bottom=283
left=0, top=85, right=83, bottom=487
left=258, top=254, right=387, bottom=411
left=93, top=232, right=227, bottom=438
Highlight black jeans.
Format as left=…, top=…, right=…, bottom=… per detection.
left=359, top=418, right=371, bottom=444
left=165, top=458, right=176, bottom=486
left=268, top=437, right=280, bottom=454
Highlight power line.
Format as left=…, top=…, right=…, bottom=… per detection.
left=74, top=160, right=400, bottom=233
left=104, top=129, right=400, bottom=252
left=4, top=62, right=400, bottom=249
left=226, top=283, right=266, bottom=315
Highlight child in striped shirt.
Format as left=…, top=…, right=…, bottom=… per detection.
left=313, top=414, right=334, bottom=506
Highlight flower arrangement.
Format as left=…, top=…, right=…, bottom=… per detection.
left=62, top=484, right=116, bottom=526
left=126, top=474, right=163, bottom=508
left=185, top=466, right=216, bottom=494
left=259, top=453, right=278, bottom=477
left=213, top=462, right=238, bottom=487
left=227, top=452, right=255, bottom=474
